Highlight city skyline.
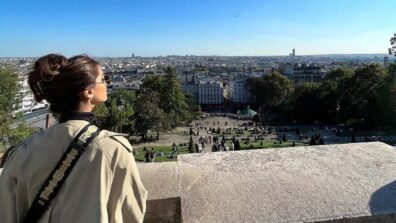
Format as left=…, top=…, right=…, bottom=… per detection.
left=0, top=0, right=395, bottom=57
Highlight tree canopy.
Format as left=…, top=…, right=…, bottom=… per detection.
left=280, top=64, right=396, bottom=129
left=246, top=63, right=396, bottom=130
left=93, top=88, right=135, bottom=133
left=247, top=71, right=293, bottom=111
left=0, top=69, right=37, bottom=150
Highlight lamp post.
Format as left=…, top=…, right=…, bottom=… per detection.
left=117, top=97, right=125, bottom=133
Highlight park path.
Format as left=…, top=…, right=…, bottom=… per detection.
left=191, top=116, right=244, bottom=153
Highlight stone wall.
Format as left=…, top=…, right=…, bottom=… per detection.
left=138, top=142, right=396, bottom=223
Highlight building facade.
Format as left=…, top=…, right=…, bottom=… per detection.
left=17, top=75, right=47, bottom=113
left=198, top=80, right=224, bottom=105
left=292, top=64, right=325, bottom=84
left=280, top=63, right=326, bottom=85
left=229, top=78, right=249, bottom=104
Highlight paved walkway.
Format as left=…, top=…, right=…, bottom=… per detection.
left=192, top=116, right=250, bottom=153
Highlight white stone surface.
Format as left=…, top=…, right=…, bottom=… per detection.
left=178, top=142, right=396, bottom=223
left=137, top=162, right=179, bottom=200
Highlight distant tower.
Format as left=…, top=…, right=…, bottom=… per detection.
left=289, top=49, right=296, bottom=76
left=289, top=49, right=296, bottom=62
left=131, top=53, right=135, bottom=58
left=384, top=56, right=389, bottom=66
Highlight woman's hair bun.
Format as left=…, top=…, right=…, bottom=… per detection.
left=28, top=53, right=100, bottom=113
left=34, top=54, right=68, bottom=81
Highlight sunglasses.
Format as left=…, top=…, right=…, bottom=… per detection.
left=95, top=75, right=111, bottom=85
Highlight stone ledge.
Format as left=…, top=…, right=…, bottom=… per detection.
left=137, top=142, right=396, bottom=222
left=137, top=162, right=179, bottom=201
left=177, top=142, right=396, bottom=223
left=137, top=162, right=180, bottom=223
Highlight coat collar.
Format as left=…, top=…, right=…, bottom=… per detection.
left=58, top=112, right=96, bottom=124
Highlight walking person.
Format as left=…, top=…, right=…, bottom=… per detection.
left=145, top=150, right=151, bottom=163
left=150, top=148, right=156, bottom=162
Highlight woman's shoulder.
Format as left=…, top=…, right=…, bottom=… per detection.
left=93, top=130, right=133, bottom=155
left=0, top=143, right=24, bottom=168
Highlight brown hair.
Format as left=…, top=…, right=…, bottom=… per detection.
left=28, top=54, right=100, bottom=114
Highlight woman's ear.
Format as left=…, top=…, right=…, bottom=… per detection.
left=81, top=88, right=95, bottom=101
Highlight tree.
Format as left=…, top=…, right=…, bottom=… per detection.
left=137, top=68, right=198, bottom=128
left=340, top=64, right=388, bottom=129
left=0, top=69, right=20, bottom=146
left=132, top=91, right=165, bottom=140
left=8, top=123, right=37, bottom=147
left=188, top=135, right=194, bottom=153
left=317, top=80, right=340, bottom=123
left=323, top=67, right=353, bottom=82
left=374, top=63, right=396, bottom=127
left=139, top=75, right=165, bottom=95
left=247, top=72, right=293, bottom=112
left=161, top=67, right=190, bottom=127
left=285, top=82, right=320, bottom=123
left=247, top=77, right=266, bottom=106
left=318, top=68, right=354, bottom=124
left=235, top=140, right=241, bottom=150
left=389, top=33, right=396, bottom=57
left=261, top=72, right=293, bottom=110
left=184, top=93, right=202, bottom=122
left=93, top=88, right=135, bottom=133
left=0, top=69, right=37, bottom=150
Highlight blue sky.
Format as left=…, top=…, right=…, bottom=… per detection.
left=0, top=0, right=394, bottom=57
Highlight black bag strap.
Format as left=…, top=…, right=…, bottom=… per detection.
left=23, top=124, right=101, bottom=223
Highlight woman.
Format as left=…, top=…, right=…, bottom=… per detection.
left=0, top=54, right=147, bottom=223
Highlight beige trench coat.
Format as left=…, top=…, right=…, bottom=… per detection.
left=0, top=120, right=147, bottom=223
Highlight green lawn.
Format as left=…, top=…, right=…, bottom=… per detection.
left=133, top=145, right=191, bottom=162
